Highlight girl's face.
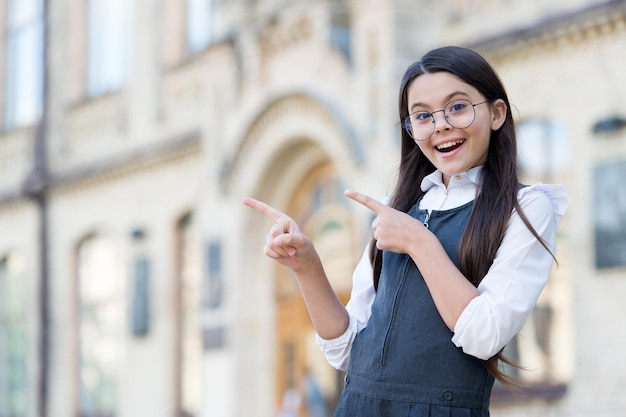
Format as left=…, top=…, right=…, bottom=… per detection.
left=406, top=71, right=507, bottom=187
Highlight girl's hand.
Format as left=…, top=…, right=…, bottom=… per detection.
left=243, top=197, right=318, bottom=272
left=345, top=189, right=479, bottom=332
left=243, top=197, right=350, bottom=339
left=344, top=189, right=425, bottom=254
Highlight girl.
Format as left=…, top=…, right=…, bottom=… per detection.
left=244, top=46, right=567, bottom=416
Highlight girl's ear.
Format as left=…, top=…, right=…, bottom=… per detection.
left=490, top=99, right=507, bottom=130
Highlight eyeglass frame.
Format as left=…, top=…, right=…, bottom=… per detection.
left=404, top=99, right=491, bottom=141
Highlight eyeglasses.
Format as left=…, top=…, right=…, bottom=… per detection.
left=404, top=99, right=490, bottom=141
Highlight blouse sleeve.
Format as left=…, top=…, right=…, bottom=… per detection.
left=315, top=244, right=376, bottom=371
left=451, top=183, right=567, bottom=360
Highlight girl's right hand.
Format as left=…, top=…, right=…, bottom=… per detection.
left=243, top=197, right=318, bottom=272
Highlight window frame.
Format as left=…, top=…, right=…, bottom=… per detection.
left=185, top=0, right=213, bottom=55
left=0, top=252, right=30, bottom=417
left=86, top=0, right=133, bottom=98
left=3, top=0, right=44, bottom=130
left=76, top=235, right=124, bottom=417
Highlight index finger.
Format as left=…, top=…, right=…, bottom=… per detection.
left=344, top=189, right=386, bottom=214
left=242, top=197, right=290, bottom=224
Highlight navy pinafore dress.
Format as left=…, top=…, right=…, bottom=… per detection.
left=334, top=200, right=494, bottom=417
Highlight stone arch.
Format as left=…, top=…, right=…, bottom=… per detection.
left=235, top=94, right=363, bottom=416
left=220, top=91, right=363, bottom=196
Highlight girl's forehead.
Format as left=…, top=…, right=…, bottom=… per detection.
left=407, top=72, right=480, bottom=106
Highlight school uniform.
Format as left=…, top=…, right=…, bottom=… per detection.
left=317, top=167, right=568, bottom=416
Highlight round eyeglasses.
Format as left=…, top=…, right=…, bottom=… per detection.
left=404, top=99, right=490, bottom=141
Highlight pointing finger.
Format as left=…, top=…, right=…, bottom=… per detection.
left=243, top=197, right=293, bottom=232
left=243, top=197, right=287, bottom=222
left=344, top=190, right=386, bottom=214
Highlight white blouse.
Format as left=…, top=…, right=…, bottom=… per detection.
left=316, top=166, right=568, bottom=372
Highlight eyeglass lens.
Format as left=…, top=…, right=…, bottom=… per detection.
left=405, top=99, right=479, bottom=141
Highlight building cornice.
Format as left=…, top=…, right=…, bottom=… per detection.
left=468, top=0, right=626, bottom=55
left=0, top=190, right=30, bottom=210
left=50, top=131, right=201, bottom=195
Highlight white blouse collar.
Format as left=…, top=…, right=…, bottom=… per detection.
left=420, top=166, right=483, bottom=192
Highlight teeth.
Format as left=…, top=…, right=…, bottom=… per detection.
left=437, top=140, right=464, bottom=150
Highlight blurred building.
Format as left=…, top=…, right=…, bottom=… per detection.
left=0, top=0, right=625, bottom=416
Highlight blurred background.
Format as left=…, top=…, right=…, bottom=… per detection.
left=0, top=0, right=625, bottom=416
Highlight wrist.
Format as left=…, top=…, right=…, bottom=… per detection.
left=291, top=251, right=323, bottom=275
left=408, top=227, right=438, bottom=262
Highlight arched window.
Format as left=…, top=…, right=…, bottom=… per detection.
left=77, top=235, right=124, bottom=417
left=0, top=252, right=29, bottom=417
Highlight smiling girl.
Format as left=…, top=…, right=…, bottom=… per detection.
left=244, top=46, right=567, bottom=416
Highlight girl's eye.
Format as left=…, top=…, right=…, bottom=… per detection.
left=414, top=112, right=432, bottom=122
left=448, top=101, right=468, bottom=113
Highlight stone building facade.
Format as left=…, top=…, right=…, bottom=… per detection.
left=0, top=0, right=625, bottom=416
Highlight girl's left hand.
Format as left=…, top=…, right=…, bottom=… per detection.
left=344, top=189, right=426, bottom=254
left=242, top=197, right=319, bottom=272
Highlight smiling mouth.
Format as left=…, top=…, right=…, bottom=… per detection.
left=436, top=140, right=465, bottom=153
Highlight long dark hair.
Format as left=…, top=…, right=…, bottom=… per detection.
left=370, top=46, right=553, bottom=388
